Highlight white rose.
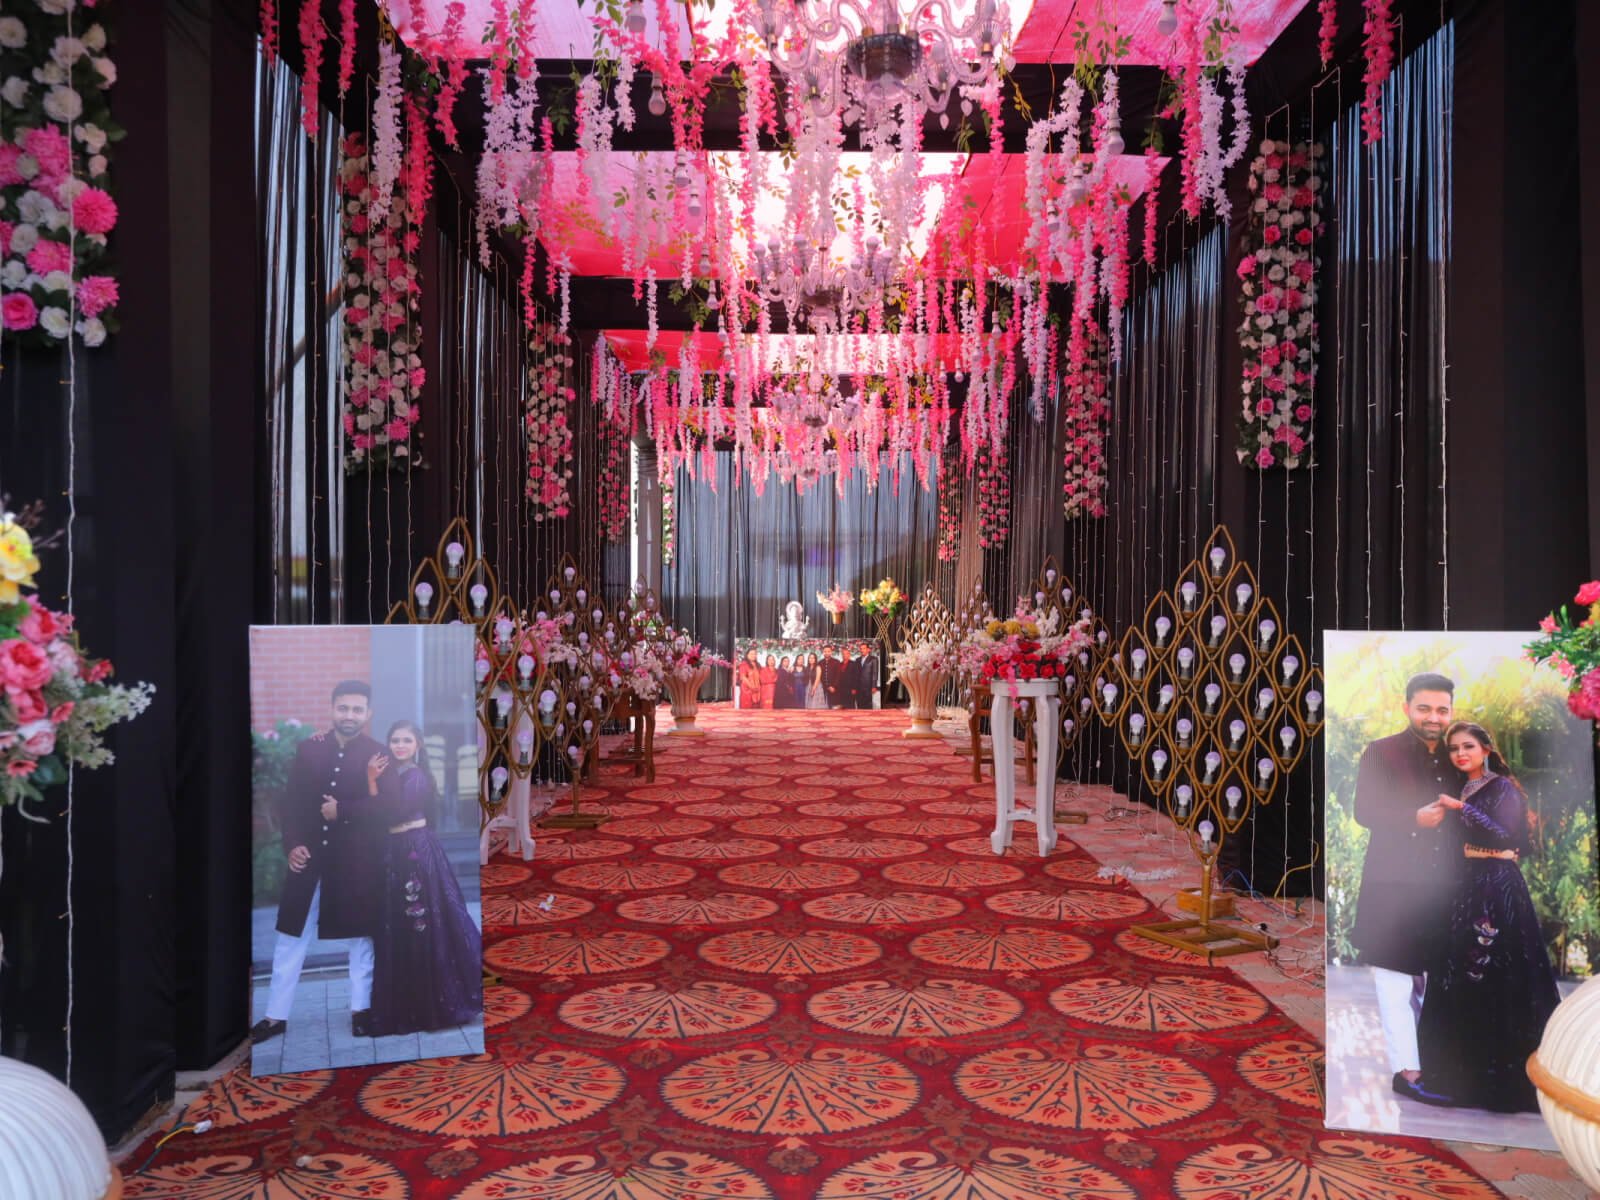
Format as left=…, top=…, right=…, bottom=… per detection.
left=14, top=154, right=38, bottom=181
left=2, top=78, right=29, bottom=107
left=77, top=317, right=105, bottom=346
left=56, top=177, right=86, bottom=203
left=92, top=57, right=115, bottom=88
left=87, top=154, right=106, bottom=177
left=77, top=122, right=106, bottom=152
left=39, top=306, right=71, bottom=338
left=16, top=192, right=55, bottom=223
left=0, top=259, right=26, bottom=288
left=0, top=18, right=26, bottom=49
left=43, top=86, right=83, bottom=122
left=82, top=25, right=107, bottom=52
left=41, top=270, right=74, bottom=295
left=33, top=63, right=66, bottom=87
left=51, top=37, right=87, bottom=67
left=9, top=223, right=38, bottom=254
left=38, top=0, right=76, bottom=14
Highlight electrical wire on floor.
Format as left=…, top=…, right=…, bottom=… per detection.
left=127, top=1119, right=213, bottom=1176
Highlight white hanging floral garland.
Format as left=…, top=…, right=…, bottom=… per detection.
left=526, top=316, right=574, bottom=521
left=0, top=2, right=119, bottom=350
left=1236, top=139, right=1324, bottom=470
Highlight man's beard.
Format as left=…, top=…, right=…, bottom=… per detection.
left=334, top=719, right=364, bottom=737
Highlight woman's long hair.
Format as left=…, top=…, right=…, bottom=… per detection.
left=385, top=719, right=440, bottom=824
left=1443, top=720, right=1523, bottom=793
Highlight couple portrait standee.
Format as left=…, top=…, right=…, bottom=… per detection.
left=735, top=639, right=880, bottom=710
left=1350, top=671, right=1560, bottom=1115
left=249, top=666, right=483, bottom=1075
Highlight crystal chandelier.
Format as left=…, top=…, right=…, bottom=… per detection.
left=749, top=232, right=900, bottom=330
left=751, top=0, right=1012, bottom=123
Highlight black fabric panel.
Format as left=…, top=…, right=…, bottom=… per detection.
left=1584, top=1, right=1600, bottom=573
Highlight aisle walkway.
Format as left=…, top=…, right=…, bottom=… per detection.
left=124, top=707, right=1512, bottom=1198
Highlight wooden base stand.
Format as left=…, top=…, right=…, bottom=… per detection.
left=1056, top=810, right=1088, bottom=826
left=540, top=809, right=608, bottom=830
left=1130, top=842, right=1276, bottom=963
left=1176, top=885, right=1236, bottom=919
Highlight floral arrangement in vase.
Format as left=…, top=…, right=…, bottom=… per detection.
left=0, top=508, right=153, bottom=811
left=859, top=578, right=907, bottom=618
left=0, top=2, right=121, bottom=350
left=1527, top=580, right=1600, bottom=727
left=958, top=605, right=1093, bottom=685
left=1236, top=139, right=1324, bottom=470
left=816, top=585, right=853, bottom=624
left=611, top=641, right=666, bottom=702
left=663, top=630, right=729, bottom=681
left=890, top=641, right=956, bottom=680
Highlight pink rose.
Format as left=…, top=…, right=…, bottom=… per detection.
left=72, top=187, right=119, bottom=237
left=1295, top=228, right=1314, bottom=245
left=1540, top=614, right=1559, bottom=634
left=2, top=293, right=39, bottom=331
left=9, top=688, right=48, bottom=723
left=1256, top=400, right=1275, bottom=417
left=1575, top=581, right=1600, bottom=606
left=1255, top=291, right=1281, bottom=314
left=86, top=659, right=112, bottom=683
left=0, top=144, right=23, bottom=188
left=77, top=275, right=119, bottom=318
left=0, top=640, right=54, bottom=691
left=50, top=702, right=73, bottom=725
left=19, top=606, right=62, bottom=645
left=1294, top=405, right=1313, bottom=422
left=27, top=238, right=73, bottom=277
left=1256, top=447, right=1276, bottom=468
left=1263, top=226, right=1282, bottom=245
left=6, top=759, right=36, bottom=778
left=350, top=213, right=369, bottom=234
left=19, top=721, right=55, bottom=756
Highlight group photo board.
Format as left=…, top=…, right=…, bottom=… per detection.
left=247, top=624, right=485, bottom=1075
left=732, top=637, right=885, bottom=710
left=1322, top=629, right=1599, bottom=1150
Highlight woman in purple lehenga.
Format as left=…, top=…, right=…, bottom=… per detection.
left=365, top=721, right=483, bottom=1036
left=1415, top=720, right=1560, bottom=1112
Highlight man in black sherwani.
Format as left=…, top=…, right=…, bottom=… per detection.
left=856, top=643, right=879, bottom=709
left=822, top=647, right=844, bottom=709
left=1348, top=671, right=1461, bottom=1104
left=252, top=680, right=386, bottom=1043
left=838, top=647, right=860, bottom=710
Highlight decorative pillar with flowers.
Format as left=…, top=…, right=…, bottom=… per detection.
left=0, top=3, right=121, bottom=351
left=662, top=633, right=727, bottom=736
left=891, top=643, right=952, bottom=738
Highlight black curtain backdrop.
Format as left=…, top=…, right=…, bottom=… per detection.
left=663, top=456, right=940, bottom=699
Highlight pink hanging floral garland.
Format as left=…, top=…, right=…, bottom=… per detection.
left=0, top=2, right=122, bottom=350
left=1062, top=319, right=1111, bottom=519
left=976, top=436, right=1010, bottom=550
left=1361, top=0, right=1396, bottom=144
left=1236, top=139, right=1323, bottom=470
left=597, top=413, right=631, bottom=544
left=660, top=475, right=676, bottom=568
left=339, top=131, right=424, bottom=470
left=936, top=447, right=961, bottom=562
left=526, top=316, right=575, bottom=520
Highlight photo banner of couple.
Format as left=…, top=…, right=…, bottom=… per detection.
left=247, top=625, right=485, bottom=1077
left=734, top=638, right=883, bottom=711
left=1323, top=629, right=1599, bottom=1151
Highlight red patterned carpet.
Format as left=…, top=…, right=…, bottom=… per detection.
left=124, top=708, right=1504, bottom=1199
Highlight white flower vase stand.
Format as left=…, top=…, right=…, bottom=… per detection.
left=898, top=667, right=948, bottom=738
left=1528, top=974, right=1600, bottom=1191
left=666, top=664, right=712, bottom=736
left=0, top=1056, right=121, bottom=1200
left=988, top=677, right=1061, bottom=856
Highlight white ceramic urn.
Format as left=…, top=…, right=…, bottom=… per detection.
left=0, top=1056, right=120, bottom=1199
left=1528, top=975, right=1600, bottom=1192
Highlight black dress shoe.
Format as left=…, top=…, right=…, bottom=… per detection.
left=351, top=1009, right=373, bottom=1038
left=250, top=1018, right=287, bottom=1044
left=1393, top=1072, right=1457, bottom=1106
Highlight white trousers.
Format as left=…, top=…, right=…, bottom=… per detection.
left=266, top=881, right=374, bottom=1021
left=1371, top=966, right=1422, bottom=1074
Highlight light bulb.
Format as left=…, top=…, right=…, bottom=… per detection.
left=582, top=719, right=593, bottom=734
left=1177, top=647, right=1195, bottom=672
left=1034, top=590, right=1045, bottom=605
left=539, top=689, right=557, bottom=710
left=1208, top=545, right=1227, bottom=576
left=1204, top=682, right=1222, bottom=710
left=1226, top=786, right=1242, bottom=815
left=1281, top=655, right=1300, bottom=682
left=516, top=729, right=534, bottom=761
left=469, top=582, right=489, bottom=614
left=1176, top=718, right=1193, bottom=742
left=1235, top=582, right=1253, bottom=610
left=1209, top=615, right=1227, bottom=642
left=495, top=617, right=514, bottom=643
left=1229, top=653, right=1247, bottom=679
left=565, top=701, right=576, bottom=715
left=1063, top=718, right=1075, bottom=736
left=1129, top=711, right=1146, bottom=735
left=1062, top=586, right=1074, bottom=603
left=1097, top=630, right=1109, bottom=646
left=1154, top=615, right=1172, bottom=643
left=1046, top=568, right=1057, bottom=583
left=1131, top=648, right=1147, bottom=674
left=564, top=566, right=576, bottom=581
left=1152, top=749, right=1168, bottom=774
left=1306, top=689, right=1323, bottom=715
left=475, top=658, right=491, bottom=684
left=568, top=745, right=582, bottom=760
left=1157, top=0, right=1179, bottom=37
left=1176, top=784, right=1192, bottom=810
left=1205, top=750, right=1222, bottom=778
left=445, top=541, right=465, bottom=571
left=1279, top=726, right=1297, bottom=753
left=576, top=588, right=587, bottom=604
left=1199, top=819, right=1215, bottom=845
left=1102, top=682, right=1119, bottom=710
left=414, top=581, right=434, bottom=610
left=1080, top=696, right=1093, bottom=715
left=490, top=765, right=509, bottom=790
left=518, top=654, right=536, bottom=681
left=1229, top=719, right=1246, bottom=746
left=1258, top=757, right=1275, bottom=781
left=1257, top=687, right=1275, bottom=712
left=550, top=589, right=562, bottom=604
left=1179, top=580, right=1198, bottom=609
left=1158, top=684, right=1174, bottom=710
left=1258, top=619, right=1277, bottom=648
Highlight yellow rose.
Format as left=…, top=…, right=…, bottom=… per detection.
left=985, top=619, right=1004, bottom=638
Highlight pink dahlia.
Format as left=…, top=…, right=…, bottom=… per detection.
left=77, top=275, right=118, bottom=317
left=72, top=187, right=118, bottom=236
left=0, top=144, right=22, bottom=188
left=23, top=127, right=72, bottom=185
left=27, top=238, right=73, bottom=277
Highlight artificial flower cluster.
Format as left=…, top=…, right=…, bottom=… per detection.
left=858, top=578, right=907, bottom=618
left=609, top=640, right=666, bottom=702
left=1526, top=581, right=1600, bottom=728
left=662, top=630, right=730, bottom=681
left=890, top=640, right=956, bottom=680
left=815, top=585, right=853, bottom=617
left=525, top=318, right=574, bottom=520
left=340, top=131, right=424, bottom=470
left=660, top=475, right=676, bottom=567
left=0, top=511, right=153, bottom=810
left=1062, top=318, right=1111, bottom=520
left=597, top=415, right=630, bottom=544
left=958, top=605, right=1094, bottom=685
left=936, top=451, right=961, bottom=563
left=0, top=2, right=120, bottom=350
left=1236, top=139, right=1324, bottom=470
left=976, top=437, right=1010, bottom=550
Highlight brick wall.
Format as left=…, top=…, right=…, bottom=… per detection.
left=248, top=626, right=373, bottom=732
